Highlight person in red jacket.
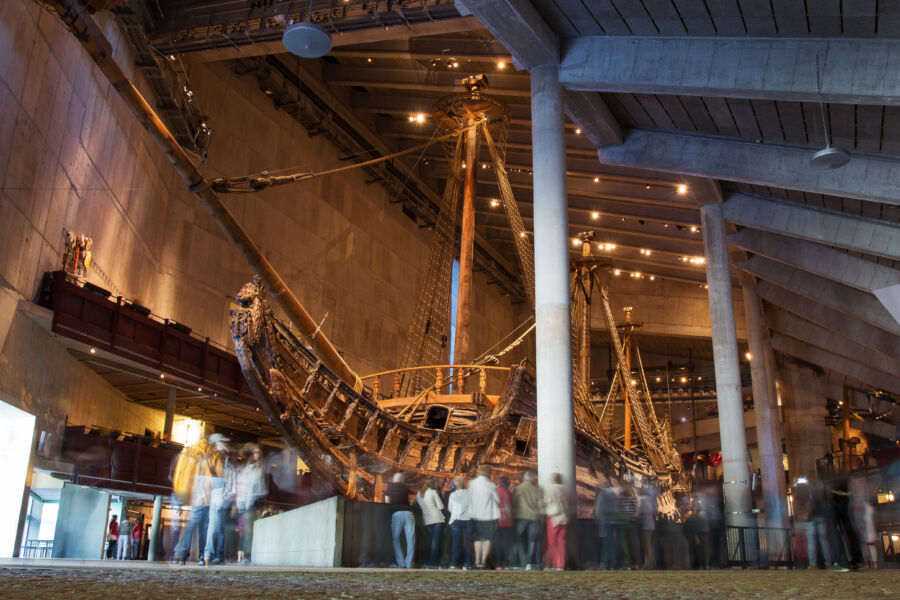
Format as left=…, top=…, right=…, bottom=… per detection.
left=130, top=516, right=143, bottom=560
left=106, top=515, right=118, bottom=559
left=495, top=477, right=515, bottom=569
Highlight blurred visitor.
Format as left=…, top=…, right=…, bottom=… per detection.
left=543, top=472, right=568, bottom=570
left=494, top=476, right=515, bottom=569
left=448, top=475, right=473, bottom=569
left=468, top=465, right=500, bottom=569
left=414, top=478, right=445, bottom=568
left=513, top=470, right=543, bottom=570
left=386, top=473, right=415, bottom=568
left=235, top=443, right=268, bottom=565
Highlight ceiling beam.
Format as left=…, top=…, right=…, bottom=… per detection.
left=597, top=130, right=900, bottom=206
left=728, top=228, right=900, bottom=293
left=758, top=283, right=900, bottom=359
left=323, top=64, right=532, bottom=96
left=723, top=194, right=900, bottom=260
left=455, top=0, right=622, bottom=146
left=736, top=255, right=900, bottom=336
left=771, top=333, right=900, bottom=395
left=560, top=36, right=900, bottom=105
left=159, top=16, right=484, bottom=63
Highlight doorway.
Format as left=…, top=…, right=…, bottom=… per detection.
left=0, top=400, right=36, bottom=557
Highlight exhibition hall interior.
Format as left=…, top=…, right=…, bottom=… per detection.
left=0, top=0, right=899, bottom=597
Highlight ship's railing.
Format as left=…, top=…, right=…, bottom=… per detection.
left=361, top=364, right=512, bottom=406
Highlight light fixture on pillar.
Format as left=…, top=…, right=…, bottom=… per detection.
left=810, top=54, right=850, bottom=170
left=282, top=1, right=332, bottom=59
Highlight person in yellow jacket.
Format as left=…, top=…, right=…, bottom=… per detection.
left=171, top=437, right=215, bottom=564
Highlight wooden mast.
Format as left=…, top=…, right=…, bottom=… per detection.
left=578, top=237, right=593, bottom=394
left=48, top=0, right=363, bottom=391
left=623, top=306, right=634, bottom=450
left=453, top=122, right=478, bottom=370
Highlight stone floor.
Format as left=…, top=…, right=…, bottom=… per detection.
left=0, top=561, right=896, bottom=600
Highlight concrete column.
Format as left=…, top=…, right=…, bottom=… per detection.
left=741, top=284, right=788, bottom=528
left=147, top=495, right=163, bottom=562
left=530, top=63, right=575, bottom=499
left=700, top=201, right=753, bottom=526
left=778, top=366, right=832, bottom=482
left=164, top=388, right=176, bottom=440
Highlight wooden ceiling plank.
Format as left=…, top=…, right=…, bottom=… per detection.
left=737, top=0, right=778, bottom=35
left=609, top=0, right=661, bottom=35
left=881, top=106, right=900, bottom=156
left=726, top=98, right=762, bottom=141
left=702, top=97, right=740, bottom=137
left=585, top=0, right=634, bottom=35
left=750, top=99, right=785, bottom=143
left=703, top=0, right=747, bottom=36
left=806, top=0, right=842, bottom=36
left=774, top=100, right=807, bottom=145
left=655, top=94, right=697, bottom=132
left=640, top=0, right=689, bottom=35
left=826, top=103, right=856, bottom=151
left=842, top=0, right=877, bottom=36
left=854, top=105, right=884, bottom=153
left=547, top=0, right=603, bottom=35
left=671, top=0, right=718, bottom=35
left=769, top=0, right=810, bottom=35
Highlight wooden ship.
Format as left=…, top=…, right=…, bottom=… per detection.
left=48, top=2, right=685, bottom=516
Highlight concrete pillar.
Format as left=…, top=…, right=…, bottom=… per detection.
left=741, top=284, right=788, bottom=528
left=778, top=366, right=832, bottom=482
left=530, top=63, right=575, bottom=500
left=700, top=201, right=753, bottom=526
left=164, top=388, right=176, bottom=440
left=147, top=495, right=163, bottom=562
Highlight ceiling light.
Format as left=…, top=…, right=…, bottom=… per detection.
left=631, top=379, right=637, bottom=385
left=167, top=54, right=176, bottom=61
left=681, top=417, right=687, bottom=423
left=703, top=284, right=709, bottom=289
left=482, top=163, right=488, bottom=169
left=452, top=61, right=459, bottom=68
left=593, top=177, right=599, bottom=183
left=745, top=352, right=752, bottom=361
left=690, top=226, right=698, bottom=233
left=159, top=373, right=165, bottom=379
left=655, top=377, right=661, bottom=382
left=367, top=57, right=372, bottom=63
left=572, top=238, right=582, bottom=246
left=497, top=61, right=506, bottom=70
left=519, top=231, right=526, bottom=238
left=634, top=272, right=641, bottom=278
left=197, top=387, right=203, bottom=392
left=649, top=276, right=655, bottom=281
left=575, top=128, right=582, bottom=134
left=613, top=269, right=621, bottom=276
left=645, top=184, right=651, bottom=190
left=490, top=199, right=500, bottom=208
left=681, top=377, right=687, bottom=383
left=283, top=21, right=332, bottom=59
left=591, top=211, right=599, bottom=220
left=697, top=376, right=701, bottom=381
left=676, top=183, right=688, bottom=195
left=89, top=347, right=96, bottom=354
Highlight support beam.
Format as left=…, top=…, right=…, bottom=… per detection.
left=700, top=201, right=753, bottom=526
left=530, top=62, right=576, bottom=506
left=725, top=194, right=900, bottom=260
left=736, top=255, right=900, bottom=336
left=147, top=495, right=163, bottom=562
left=160, top=16, right=483, bottom=63
left=756, top=281, right=900, bottom=359
left=164, top=387, right=176, bottom=441
left=741, top=284, right=788, bottom=529
left=771, top=333, right=900, bottom=395
left=778, top=366, right=831, bottom=482
left=560, top=37, right=900, bottom=105
left=765, top=307, right=900, bottom=380
left=723, top=194, right=900, bottom=261
left=597, top=130, right=900, bottom=206
left=456, top=0, right=622, bottom=146
left=729, top=228, right=900, bottom=293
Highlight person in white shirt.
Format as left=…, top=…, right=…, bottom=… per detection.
left=448, top=475, right=473, bottom=568
left=467, top=464, right=500, bottom=569
left=414, top=478, right=445, bottom=567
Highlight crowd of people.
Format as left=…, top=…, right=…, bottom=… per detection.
left=105, top=514, right=146, bottom=560
left=792, top=470, right=883, bottom=571
left=374, top=466, right=725, bottom=571
left=169, top=433, right=268, bottom=565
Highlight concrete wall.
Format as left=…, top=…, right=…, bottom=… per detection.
left=600, top=276, right=747, bottom=341
left=51, top=483, right=109, bottom=559
left=252, top=495, right=345, bottom=567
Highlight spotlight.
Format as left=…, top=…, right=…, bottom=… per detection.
left=676, top=183, right=688, bottom=195
left=591, top=211, right=599, bottom=220
left=89, top=347, right=96, bottom=354
left=655, top=377, right=661, bottom=382
left=159, top=373, right=165, bottom=379
left=497, top=61, right=506, bottom=70
left=613, top=269, right=621, bottom=276
left=681, top=377, right=687, bottom=383
left=197, top=387, right=203, bottom=392
left=575, top=128, right=582, bottom=134
left=572, top=238, right=582, bottom=246
left=490, top=199, right=500, bottom=208
left=367, top=58, right=372, bottom=63
left=690, top=226, right=698, bottom=233
left=649, top=276, right=655, bottom=281
left=593, top=177, right=599, bottom=183
left=519, top=231, right=526, bottom=238
left=167, top=54, right=176, bottom=61
left=745, top=352, right=752, bottom=361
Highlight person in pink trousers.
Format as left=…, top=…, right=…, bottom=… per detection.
left=544, top=472, right=569, bottom=570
